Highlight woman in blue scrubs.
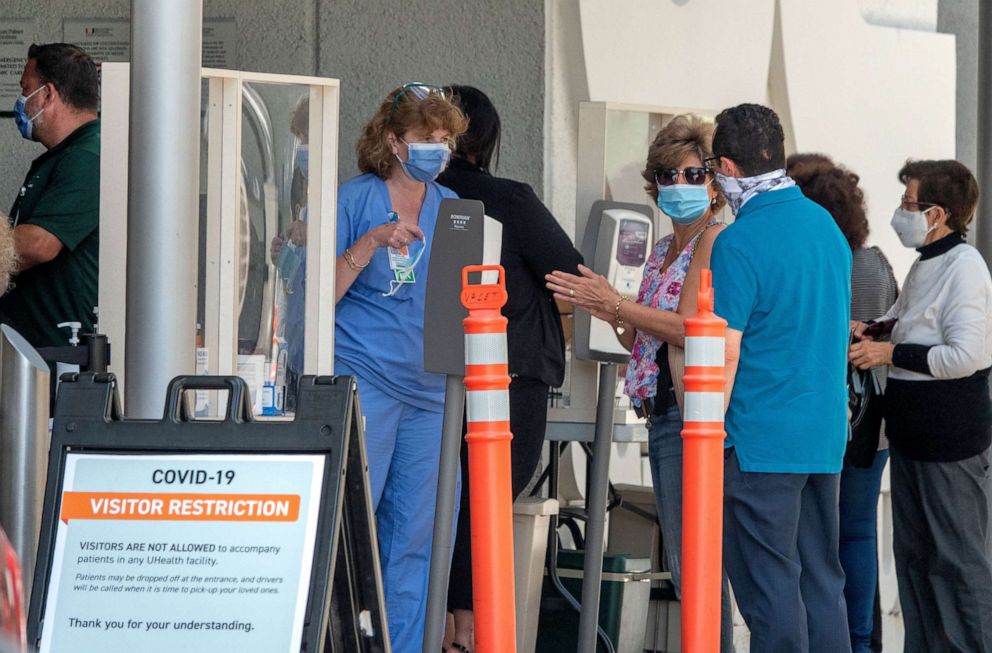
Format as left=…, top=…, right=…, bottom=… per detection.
left=333, top=84, right=467, bottom=653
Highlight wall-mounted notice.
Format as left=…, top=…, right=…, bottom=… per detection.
left=62, top=19, right=130, bottom=63
left=62, top=18, right=238, bottom=68
left=0, top=18, right=36, bottom=109
left=202, top=18, right=237, bottom=69
left=38, top=452, right=325, bottom=653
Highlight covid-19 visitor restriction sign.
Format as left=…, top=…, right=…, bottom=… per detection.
left=38, top=453, right=325, bottom=653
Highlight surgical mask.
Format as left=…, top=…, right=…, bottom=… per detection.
left=714, top=168, right=795, bottom=215
left=13, top=86, right=46, bottom=141
left=295, top=144, right=308, bottom=179
left=657, top=184, right=710, bottom=224
left=891, top=206, right=936, bottom=248
left=397, top=140, right=450, bottom=183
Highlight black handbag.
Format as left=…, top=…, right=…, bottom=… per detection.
left=845, top=365, right=884, bottom=468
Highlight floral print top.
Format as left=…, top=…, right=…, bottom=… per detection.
left=624, top=219, right=719, bottom=405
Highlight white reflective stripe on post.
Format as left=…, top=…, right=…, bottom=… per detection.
left=466, top=390, right=511, bottom=423
left=683, top=391, right=724, bottom=422
left=464, top=333, right=509, bottom=366
left=685, top=336, right=725, bottom=367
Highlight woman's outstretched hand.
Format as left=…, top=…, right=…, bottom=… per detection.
left=546, top=264, right=620, bottom=323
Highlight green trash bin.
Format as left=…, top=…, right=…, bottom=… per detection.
left=536, top=551, right=654, bottom=652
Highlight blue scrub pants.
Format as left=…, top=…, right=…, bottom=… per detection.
left=340, top=365, right=455, bottom=653
left=838, top=450, right=888, bottom=653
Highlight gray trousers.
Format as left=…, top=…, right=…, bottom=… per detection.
left=723, top=449, right=851, bottom=653
left=891, top=446, right=992, bottom=653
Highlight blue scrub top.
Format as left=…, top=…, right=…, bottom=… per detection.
left=711, top=186, right=852, bottom=474
left=334, top=173, right=457, bottom=412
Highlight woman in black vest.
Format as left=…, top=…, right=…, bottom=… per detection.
left=437, top=85, right=582, bottom=653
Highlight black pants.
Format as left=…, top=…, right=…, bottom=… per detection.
left=447, top=376, right=549, bottom=612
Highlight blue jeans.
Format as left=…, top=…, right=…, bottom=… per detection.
left=838, top=449, right=888, bottom=653
left=649, top=403, right=734, bottom=652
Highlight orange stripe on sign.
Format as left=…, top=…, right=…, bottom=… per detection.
left=59, top=492, right=301, bottom=524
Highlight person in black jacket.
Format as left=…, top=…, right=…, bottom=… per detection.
left=437, top=85, right=582, bottom=653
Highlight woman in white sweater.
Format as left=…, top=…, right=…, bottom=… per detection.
left=849, top=159, right=992, bottom=653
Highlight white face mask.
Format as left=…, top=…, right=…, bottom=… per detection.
left=891, top=206, right=936, bottom=249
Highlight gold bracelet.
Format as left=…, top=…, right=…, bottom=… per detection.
left=614, top=296, right=629, bottom=335
left=344, top=247, right=370, bottom=271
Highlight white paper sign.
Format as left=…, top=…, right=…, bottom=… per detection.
left=61, top=17, right=238, bottom=67
left=39, top=452, right=325, bottom=653
left=62, top=19, right=130, bottom=63
left=202, top=18, right=237, bottom=69
left=0, top=19, right=36, bottom=109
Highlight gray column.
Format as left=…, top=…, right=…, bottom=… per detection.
left=977, top=0, right=992, bottom=263
left=125, top=0, right=202, bottom=417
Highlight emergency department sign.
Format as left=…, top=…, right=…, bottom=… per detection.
left=38, top=452, right=325, bottom=653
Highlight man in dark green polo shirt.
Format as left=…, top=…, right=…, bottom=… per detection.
left=1, top=43, right=100, bottom=349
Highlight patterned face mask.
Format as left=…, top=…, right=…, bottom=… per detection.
left=714, top=168, right=795, bottom=214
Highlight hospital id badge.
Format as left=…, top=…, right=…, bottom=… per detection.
left=388, top=245, right=415, bottom=283
left=387, top=245, right=411, bottom=270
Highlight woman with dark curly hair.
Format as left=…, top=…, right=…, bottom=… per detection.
left=788, top=153, right=897, bottom=653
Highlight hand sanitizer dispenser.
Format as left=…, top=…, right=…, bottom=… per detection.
left=574, top=201, right=653, bottom=363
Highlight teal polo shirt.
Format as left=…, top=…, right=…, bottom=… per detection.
left=1, top=120, right=100, bottom=348
left=711, top=186, right=851, bottom=473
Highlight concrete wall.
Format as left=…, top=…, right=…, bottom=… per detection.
left=317, top=1, right=545, bottom=187
left=0, top=0, right=545, bottom=213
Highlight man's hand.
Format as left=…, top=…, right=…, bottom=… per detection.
left=13, top=224, right=62, bottom=271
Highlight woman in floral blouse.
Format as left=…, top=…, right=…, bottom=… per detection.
left=547, top=114, right=733, bottom=652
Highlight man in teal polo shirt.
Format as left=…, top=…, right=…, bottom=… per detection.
left=708, top=104, right=852, bottom=653
left=1, top=43, right=100, bottom=348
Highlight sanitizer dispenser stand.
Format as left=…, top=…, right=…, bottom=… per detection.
left=572, top=200, right=653, bottom=653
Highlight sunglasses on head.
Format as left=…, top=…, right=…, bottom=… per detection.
left=654, top=166, right=710, bottom=187
left=387, top=82, right=450, bottom=121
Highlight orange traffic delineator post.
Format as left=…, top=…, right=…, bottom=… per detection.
left=460, top=264, right=517, bottom=653
left=681, top=269, right=728, bottom=653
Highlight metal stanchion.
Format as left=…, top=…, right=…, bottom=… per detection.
left=576, top=362, right=617, bottom=653
left=422, top=374, right=466, bottom=653
left=0, top=325, right=50, bottom=599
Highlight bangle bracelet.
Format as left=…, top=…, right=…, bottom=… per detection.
left=343, top=247, right=369, bottom=271
left=614, top=296, right=629, bottom=335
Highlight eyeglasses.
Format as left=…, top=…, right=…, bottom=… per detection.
left=703, top=156, right=723, bottom=171
left=654, top=166, right=710, bottom=186
left=900, top=195, right=937, bottom=212
left=387, top=82, right=450, bottom=121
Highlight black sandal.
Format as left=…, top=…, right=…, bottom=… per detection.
left=450, top=643, right=471, bottom=653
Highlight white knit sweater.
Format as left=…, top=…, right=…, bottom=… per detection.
left=883, top=240, right=992, bottom=381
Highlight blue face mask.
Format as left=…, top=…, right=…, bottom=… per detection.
left=398, top=140, right=450, bottom=183
left=295, top=144, right=308, bottom=179
left=13, top=86, right=46, bottom=141
left=657, top=184, right=710, bottom=224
